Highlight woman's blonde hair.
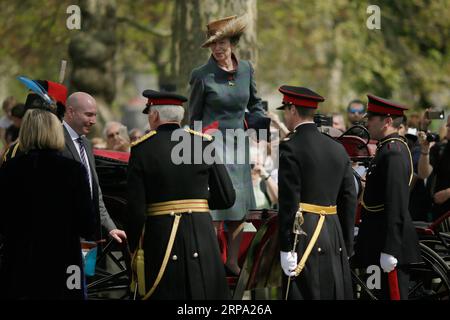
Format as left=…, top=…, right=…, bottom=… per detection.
left=19, top=109, right=65, bottom=152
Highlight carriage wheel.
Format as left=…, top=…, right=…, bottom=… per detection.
left=351, top=242, right=450, bottom=300
left=87, top=195, right=132, bottom=300
left=86, top=238, right=132, bottom=300
left=408, top=243, right=450, bottom=300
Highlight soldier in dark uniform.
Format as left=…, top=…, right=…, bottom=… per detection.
left=127, top=90, right=235, bottom=300
left=354, top=94, right=421, bottom=300
left=277, top=86, right=357, bottom=300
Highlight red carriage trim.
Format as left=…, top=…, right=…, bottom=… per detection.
left=93, top=149, right=130, bottom=162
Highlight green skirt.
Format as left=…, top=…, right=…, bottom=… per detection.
left=210, top=131, right=256, bottom=221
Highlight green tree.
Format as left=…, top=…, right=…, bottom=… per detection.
left=257, top=0, right=450, bottom=111
left=0, top=1, right=72, bottom=99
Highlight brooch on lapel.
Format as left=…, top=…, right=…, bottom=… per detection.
left=227, top=75, right=235, bottom=86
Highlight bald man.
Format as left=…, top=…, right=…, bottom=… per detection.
left=63, top=92, right=127, bottom=243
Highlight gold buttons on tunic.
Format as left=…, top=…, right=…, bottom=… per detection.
left=193, top=252, right=199, bottom=258
left=172, top=255, right=178, bottom=261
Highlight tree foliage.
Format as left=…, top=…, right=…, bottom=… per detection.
left=0, top=1, right=72, bottom=99
left=257, top=0, right=450, bottom=111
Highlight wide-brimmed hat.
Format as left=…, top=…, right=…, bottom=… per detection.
left=201, top=14, right=248, bottom=48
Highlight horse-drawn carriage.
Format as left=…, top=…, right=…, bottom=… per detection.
left=89, top=127, right=450, bottom=300
left=86, top=150, right=130, bottom=299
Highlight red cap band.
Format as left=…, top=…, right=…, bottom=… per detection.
left=147, top=98, right=184, bottom=106
left=283, top=95, right=319, bottom=108
left=367, top=102, right=404, bottom=116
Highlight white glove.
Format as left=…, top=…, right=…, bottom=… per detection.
left=380, top=252, right=397, bottom=273
left=280, top=251, right=298, bottom=277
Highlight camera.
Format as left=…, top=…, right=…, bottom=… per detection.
left=425, top=110, right=445, bottom=120
left=313, top=114, right=333, bottom=127
left=426, top=132, right=440, bottom=143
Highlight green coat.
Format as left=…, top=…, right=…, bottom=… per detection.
left=189, top=55, right=265, bottom=221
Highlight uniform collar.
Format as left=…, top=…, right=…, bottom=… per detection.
left=379, top=132, right=401, bottom=144
left=293, top=121, right=315, bottom=132
left=156, top=123, right=181, bottom=131
left=377, top=132, right=407, bottom=149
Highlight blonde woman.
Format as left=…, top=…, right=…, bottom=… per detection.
left=0, top=108, right=95, bottom=299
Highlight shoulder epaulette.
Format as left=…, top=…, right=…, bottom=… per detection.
left=131, top=130, right=157, bottom=147
left=377, top=137, right=406, bottom=151
left=184, top=128, right=213, bottom=141
left=2, top=142, right=20, bottom=162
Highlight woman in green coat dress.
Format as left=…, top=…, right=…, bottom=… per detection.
left=188, top=15, right=266, bottom=276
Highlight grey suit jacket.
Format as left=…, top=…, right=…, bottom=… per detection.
left=62, top=126, right=117, bottom=237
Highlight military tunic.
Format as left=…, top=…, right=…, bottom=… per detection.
left=278, top=123, right=357, bottom=300
left=126, top=123, right=235, bottom=300
left=354, top=133, right=421, bottom=299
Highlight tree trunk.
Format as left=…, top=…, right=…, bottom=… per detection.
left=68, top=0, right=117, bottom=124
left=327, top=25, right=343, bottom=113
left=170, top=0, right=257, bottom=95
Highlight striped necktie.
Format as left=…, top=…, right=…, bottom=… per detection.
left=76, top=136, right=92, bottom=196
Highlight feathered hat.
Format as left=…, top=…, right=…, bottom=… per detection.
left=18, top=76, right=68, bottom=120
left=201, top=14, right=248, bottom=48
